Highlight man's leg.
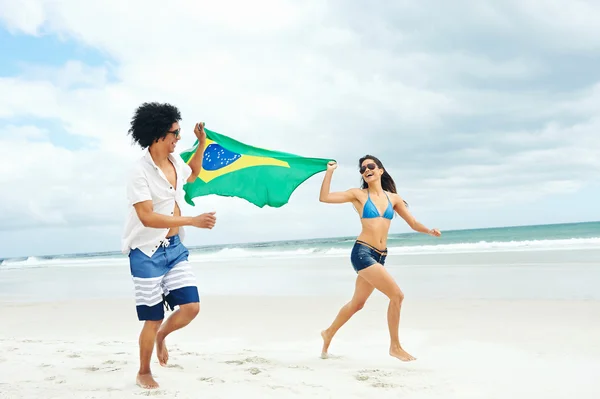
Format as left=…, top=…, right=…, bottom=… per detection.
left=129, top=248, right=169, bottom=388
left=156, top=301, right=199, bottom=366
left=137, top=319, right=162, bottom=389
left=156, top=258, right=200, bottom=366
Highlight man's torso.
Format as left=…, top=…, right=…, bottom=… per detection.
left=122, top=151, right=192, bottom=256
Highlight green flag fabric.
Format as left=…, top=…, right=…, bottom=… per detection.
left=180, top=128, right=333, bottom=208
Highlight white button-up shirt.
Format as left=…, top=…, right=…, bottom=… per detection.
left=121, top=150, right=193, bottom=257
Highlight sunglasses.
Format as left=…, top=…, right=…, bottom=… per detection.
left=167, top=128, right=181, bottom=138
left=359, top=163, right=377, bottom=174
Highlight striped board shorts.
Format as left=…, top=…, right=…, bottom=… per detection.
left=129, top=234, right=199, bottom=321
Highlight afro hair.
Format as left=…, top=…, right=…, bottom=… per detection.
left=128, top=102, right=182, bottom=148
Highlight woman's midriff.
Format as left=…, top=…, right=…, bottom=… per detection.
left=356, top=219, right=391, bottom=251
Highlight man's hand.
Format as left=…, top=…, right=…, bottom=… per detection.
left=191, top=211, right=216, bottom=229
left=187, top=122, right=207, bottom=183
left=194, top=122, right=206, bottom=144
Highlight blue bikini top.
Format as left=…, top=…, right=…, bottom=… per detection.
left=362, top=191, right=394, bottom=219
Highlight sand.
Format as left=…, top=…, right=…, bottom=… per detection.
left=1, top=295, right=599, bottom=398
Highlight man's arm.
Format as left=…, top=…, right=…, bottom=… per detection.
left=133, top=200, right=196, bottom=228
left=187, top=122, right=206, bottom=183
left=133, top=201, right=215, bottom=229
left=393, top=194, right=440, bottom=236
left=127, top=165, right=216, bottom=229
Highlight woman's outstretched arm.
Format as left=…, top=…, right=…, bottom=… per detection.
left=393, top=194, right=441, bottom=236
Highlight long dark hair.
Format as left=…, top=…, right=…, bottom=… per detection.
left=359, top=154, right=408, bottom=207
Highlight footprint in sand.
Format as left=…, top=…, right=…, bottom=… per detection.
left=268, top=384, right=292, bottom=391
left=355, top=369, right=399, bottom=388
left=181, top=351, right=202, bottom=356
left=198, top=376, right=225, bottom=384
left=370, top=381, right=399, bottom=388
left=302, top=382, right=324, bottom=389
left=103, top=359, right=128, bottom=366
left=224, top=360, right=245, bottom=365
left=165, top=364, right=184, bottom=370
left=224, top=356, right=271, bottom=366
left=246, top=356, right=270, bottom=364
left=354, top=369, right=402, bottom=388
left=39, top=363, right=53, bottom=368
left=248, top=367, right=261, bottom=375
left=75, top=366, right=100, bottom=372
left=287, top=365, right=313, bottom=371
left=134, top=389, right=167, bottom=396
left=45, top=376, right=67, bottom=384
left=67, top=353, right=81, bottom=358
left=357, top=369, right=392, bottom=377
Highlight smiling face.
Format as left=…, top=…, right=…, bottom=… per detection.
left=159, top=122, right=181, bottom=153
left=360, top=158, right=383, bottom=184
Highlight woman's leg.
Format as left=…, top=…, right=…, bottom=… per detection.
left=358, top=263, right=415, bottom=361
left=321, top=275, right=374, bottom=358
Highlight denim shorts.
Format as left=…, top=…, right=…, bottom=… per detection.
left=350, top=240, right=388, bottom=273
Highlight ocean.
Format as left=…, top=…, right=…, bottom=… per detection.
left=1, top=221, right=599, bottom=269
left=1, top=221, right=599, bottom=303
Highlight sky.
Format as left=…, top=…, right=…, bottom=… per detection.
left=1, top=0, right=599, bottom=258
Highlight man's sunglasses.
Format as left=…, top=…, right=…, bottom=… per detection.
left=359, top=163, right=377, bottom=174
left=167, top=128, right=181, bottom=138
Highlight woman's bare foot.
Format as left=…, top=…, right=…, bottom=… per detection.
left=136, top=372, right=159, bottom=389
left=389, top=344, right=416, bottom=361
left=156, top=334, right=168, bottom=366
left=321, top=330, right=333, bottom=358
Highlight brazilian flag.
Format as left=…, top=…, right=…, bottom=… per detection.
left=180, top=128, right=333, bottom=208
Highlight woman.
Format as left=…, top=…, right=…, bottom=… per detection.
left=319, top=155, right=441, bottom=361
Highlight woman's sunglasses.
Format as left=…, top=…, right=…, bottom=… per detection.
left=359, top=163, right=377, bottom=174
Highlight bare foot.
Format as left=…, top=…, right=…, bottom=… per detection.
left=321, top=330, right=332, bottom=359
left=136, top=372, right=159, bottom=389
left=389, top=345, right=416, bottom=362
left=156, top=334, right=168, bottom=367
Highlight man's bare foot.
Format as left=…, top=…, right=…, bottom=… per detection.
left=389, top=345, right=416, bottom=362
left=321, top=330, right=333, bottom=359
left=136, top=372, right=159, bottom=389
left=156, top=334, right=168, bottom=367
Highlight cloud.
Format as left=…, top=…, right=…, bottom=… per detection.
left=0, top=0, right=599, bottom=257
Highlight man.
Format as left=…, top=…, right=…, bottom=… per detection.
left=121, top=102, right=216, bottom=389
